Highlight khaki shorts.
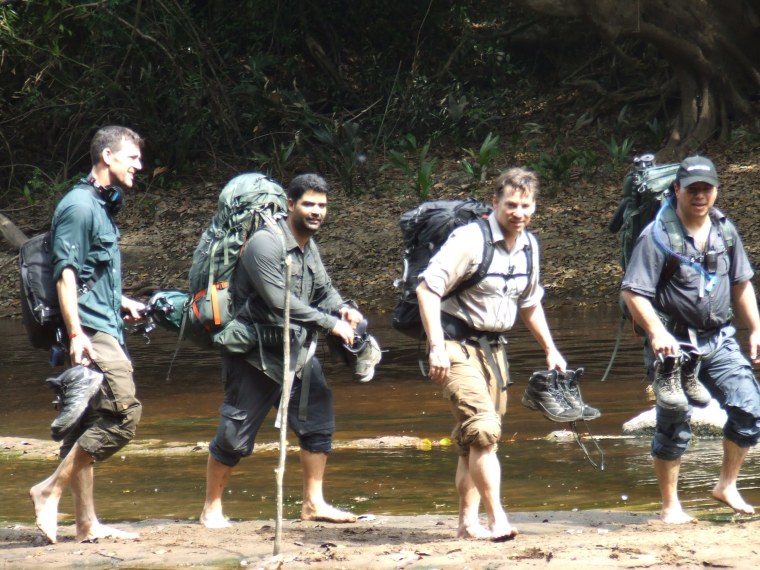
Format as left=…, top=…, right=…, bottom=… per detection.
left=61, top=331, right=141, bottom=461
left=442, top=340, right=509, bottom=455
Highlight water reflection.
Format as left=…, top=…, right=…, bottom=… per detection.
left=1, top=306, right=758, bottom=523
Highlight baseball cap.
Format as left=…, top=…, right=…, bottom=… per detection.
left=676, top=155, right=719, bottom=188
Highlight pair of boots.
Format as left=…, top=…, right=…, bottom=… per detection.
left=521, top=368, right=601, bottom=422
left=652, top=346, right=711, bottom=411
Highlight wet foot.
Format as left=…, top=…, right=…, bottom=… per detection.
left=457, top=522, right=492, bottom=539
left=200, top=508, right=232, bottom=529
left=660, top=506, right=696, bottom=524
left=712, top=486, right=755, bottom=515
left=301, top=504, right=357, bottom=523
left=30, top=483, right=58, bottom=544
left=77, top=524, right=139, bottom=543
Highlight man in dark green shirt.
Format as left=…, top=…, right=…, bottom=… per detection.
left=200, top=173, right=364, bottom=528
left=30, top=126, right=145, bottom=544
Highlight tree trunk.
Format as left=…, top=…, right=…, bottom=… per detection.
left=512, top=0, right=760, bottom=159
left=0, top=213, right=29, bottom=249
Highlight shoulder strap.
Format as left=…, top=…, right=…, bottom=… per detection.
left=453, top=217, right=494, bottom=294
left=518, top=231, right=536, bottom=300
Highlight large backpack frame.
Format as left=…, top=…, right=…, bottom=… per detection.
left=150, top=173, right=287, bottom=349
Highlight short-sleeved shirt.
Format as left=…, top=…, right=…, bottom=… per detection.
left=234, top=217, right=344, bottom=383
left=420, top=213, right=543, bottom=333
left=51, top=184, right=124, bottom=342
left=621, top=207, right=753, bottom=330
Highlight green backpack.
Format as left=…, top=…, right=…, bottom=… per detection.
left=151, top=173, right=287, bottom=348
left=609, top=154, right=680, bottom=272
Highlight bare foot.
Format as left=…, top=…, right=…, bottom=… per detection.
left=30, top=483, right=58, bottom=544
left=200, top=508, right=232, bottom=529
left=77, top=523, right=139, bottom=543
left=660, top=506, right=696, bottom=524
left=490, top=521, right=518, bottom=542
left=712, top=485, right=755, bottom=515
left=457, top=522, right=492, bottom=539
left=301, top=503, right=357, bottom=523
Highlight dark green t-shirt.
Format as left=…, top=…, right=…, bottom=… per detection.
left=51, top=183, right=124, bottom=342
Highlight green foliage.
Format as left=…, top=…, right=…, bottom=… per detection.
left=253, top=138, right=297, bottom=182
left=460, top=132, right=500, bottom=184
left=527, top=146, right=599, bottom=184
left=604, top=136, right=635, bottom=168
left=309, top=120, right=368, bottom=195
left=383, top=134, right=437, bottom=200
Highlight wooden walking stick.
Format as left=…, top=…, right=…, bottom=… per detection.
left=274, top=255, right=292, bottom=555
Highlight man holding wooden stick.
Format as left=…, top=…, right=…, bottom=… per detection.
left=200, top=173, right=363, bottom=528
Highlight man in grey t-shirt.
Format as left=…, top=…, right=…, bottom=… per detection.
left=622, top=155, right=760, bottom=524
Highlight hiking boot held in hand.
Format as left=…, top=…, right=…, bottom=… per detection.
left=680, top=345, right=711, bottom=407
left=354, top=334, right=382, bottom=383
left=557, top=368, right=601, bottom=421
left=522, top=370, right=583, bottom=422
left=652, top=353, right=688, bottom=411
left=45, top=365, right=104, bottom=442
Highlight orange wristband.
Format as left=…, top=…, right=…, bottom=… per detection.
left=69, top=332, right=79, bottom=340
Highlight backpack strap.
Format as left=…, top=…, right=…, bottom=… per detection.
left=449, top=217, right=494, bottom=296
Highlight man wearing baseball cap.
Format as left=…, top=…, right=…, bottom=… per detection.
left=622, top=155, right=760, bottom=523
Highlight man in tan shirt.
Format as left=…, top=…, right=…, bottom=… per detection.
left=417, top=167, right=566, bottom=541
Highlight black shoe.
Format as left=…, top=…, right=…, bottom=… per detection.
left=680, top=344, right=710, bottom=407
left=522, top=370, right=583, bottom=422
left=558, top=368, right=601, bottom=421
left=46, top=366, right=103, bottom=442
left=652, top=354, right=688, bottom=411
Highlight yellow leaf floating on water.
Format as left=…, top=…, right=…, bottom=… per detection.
left=418, top=438, right=432, bottom=450
left=438, top=437, right=452, bottom=447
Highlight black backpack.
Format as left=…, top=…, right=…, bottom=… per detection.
left=19, top=232, right=63, bottom=351
left=391, top=198, right=495, bottom=337
left=19, top=231, right=105, bottom=357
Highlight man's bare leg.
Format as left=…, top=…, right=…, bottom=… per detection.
left=200, top=455, right=233, bottom=528
left=468, top=444, right=516, bottom=541
left=654, top=456, right=694, bottom=524
left=300, top=450, right=356, bottom=522
left=712, top=439, right=755, bottom=514
left=72, top=463, right=138, bottom=542
left=29, top=443, right=92, bottom=543
left=455, top=454, right=490, bottom=539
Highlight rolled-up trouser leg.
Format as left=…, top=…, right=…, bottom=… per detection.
left=61, top=332, right=141, bottom=461
left=698, top=332, right=760, bottom=448
left=443, top=340, right=508, bottom=455
left=209, top=356, right=282, bottom=467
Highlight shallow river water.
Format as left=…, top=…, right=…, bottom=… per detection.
left=1, top=306, right=758, bottom=524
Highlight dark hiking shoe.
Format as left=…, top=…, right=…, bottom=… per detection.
left=680, top=345, right=711, bottom=407
left=522, top=370, right=583, bottom=422
left=652, top=353, right=688, bottom=411
left=558, top=368, right=601, bottom=421
left=45, top=366, right=103, bottom=442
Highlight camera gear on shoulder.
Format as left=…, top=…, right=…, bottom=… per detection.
left=602, top=154, right=734, bottom=382
left=523, top=367, right=605, bottom=469
left=145, top=173, right=287, bottom=380
left=19, top=230, right=107, bottom=367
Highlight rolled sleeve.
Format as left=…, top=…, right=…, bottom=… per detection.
left=420, top=224, right=481, bottom=297
left=51, top=202, right=94, bottom=281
